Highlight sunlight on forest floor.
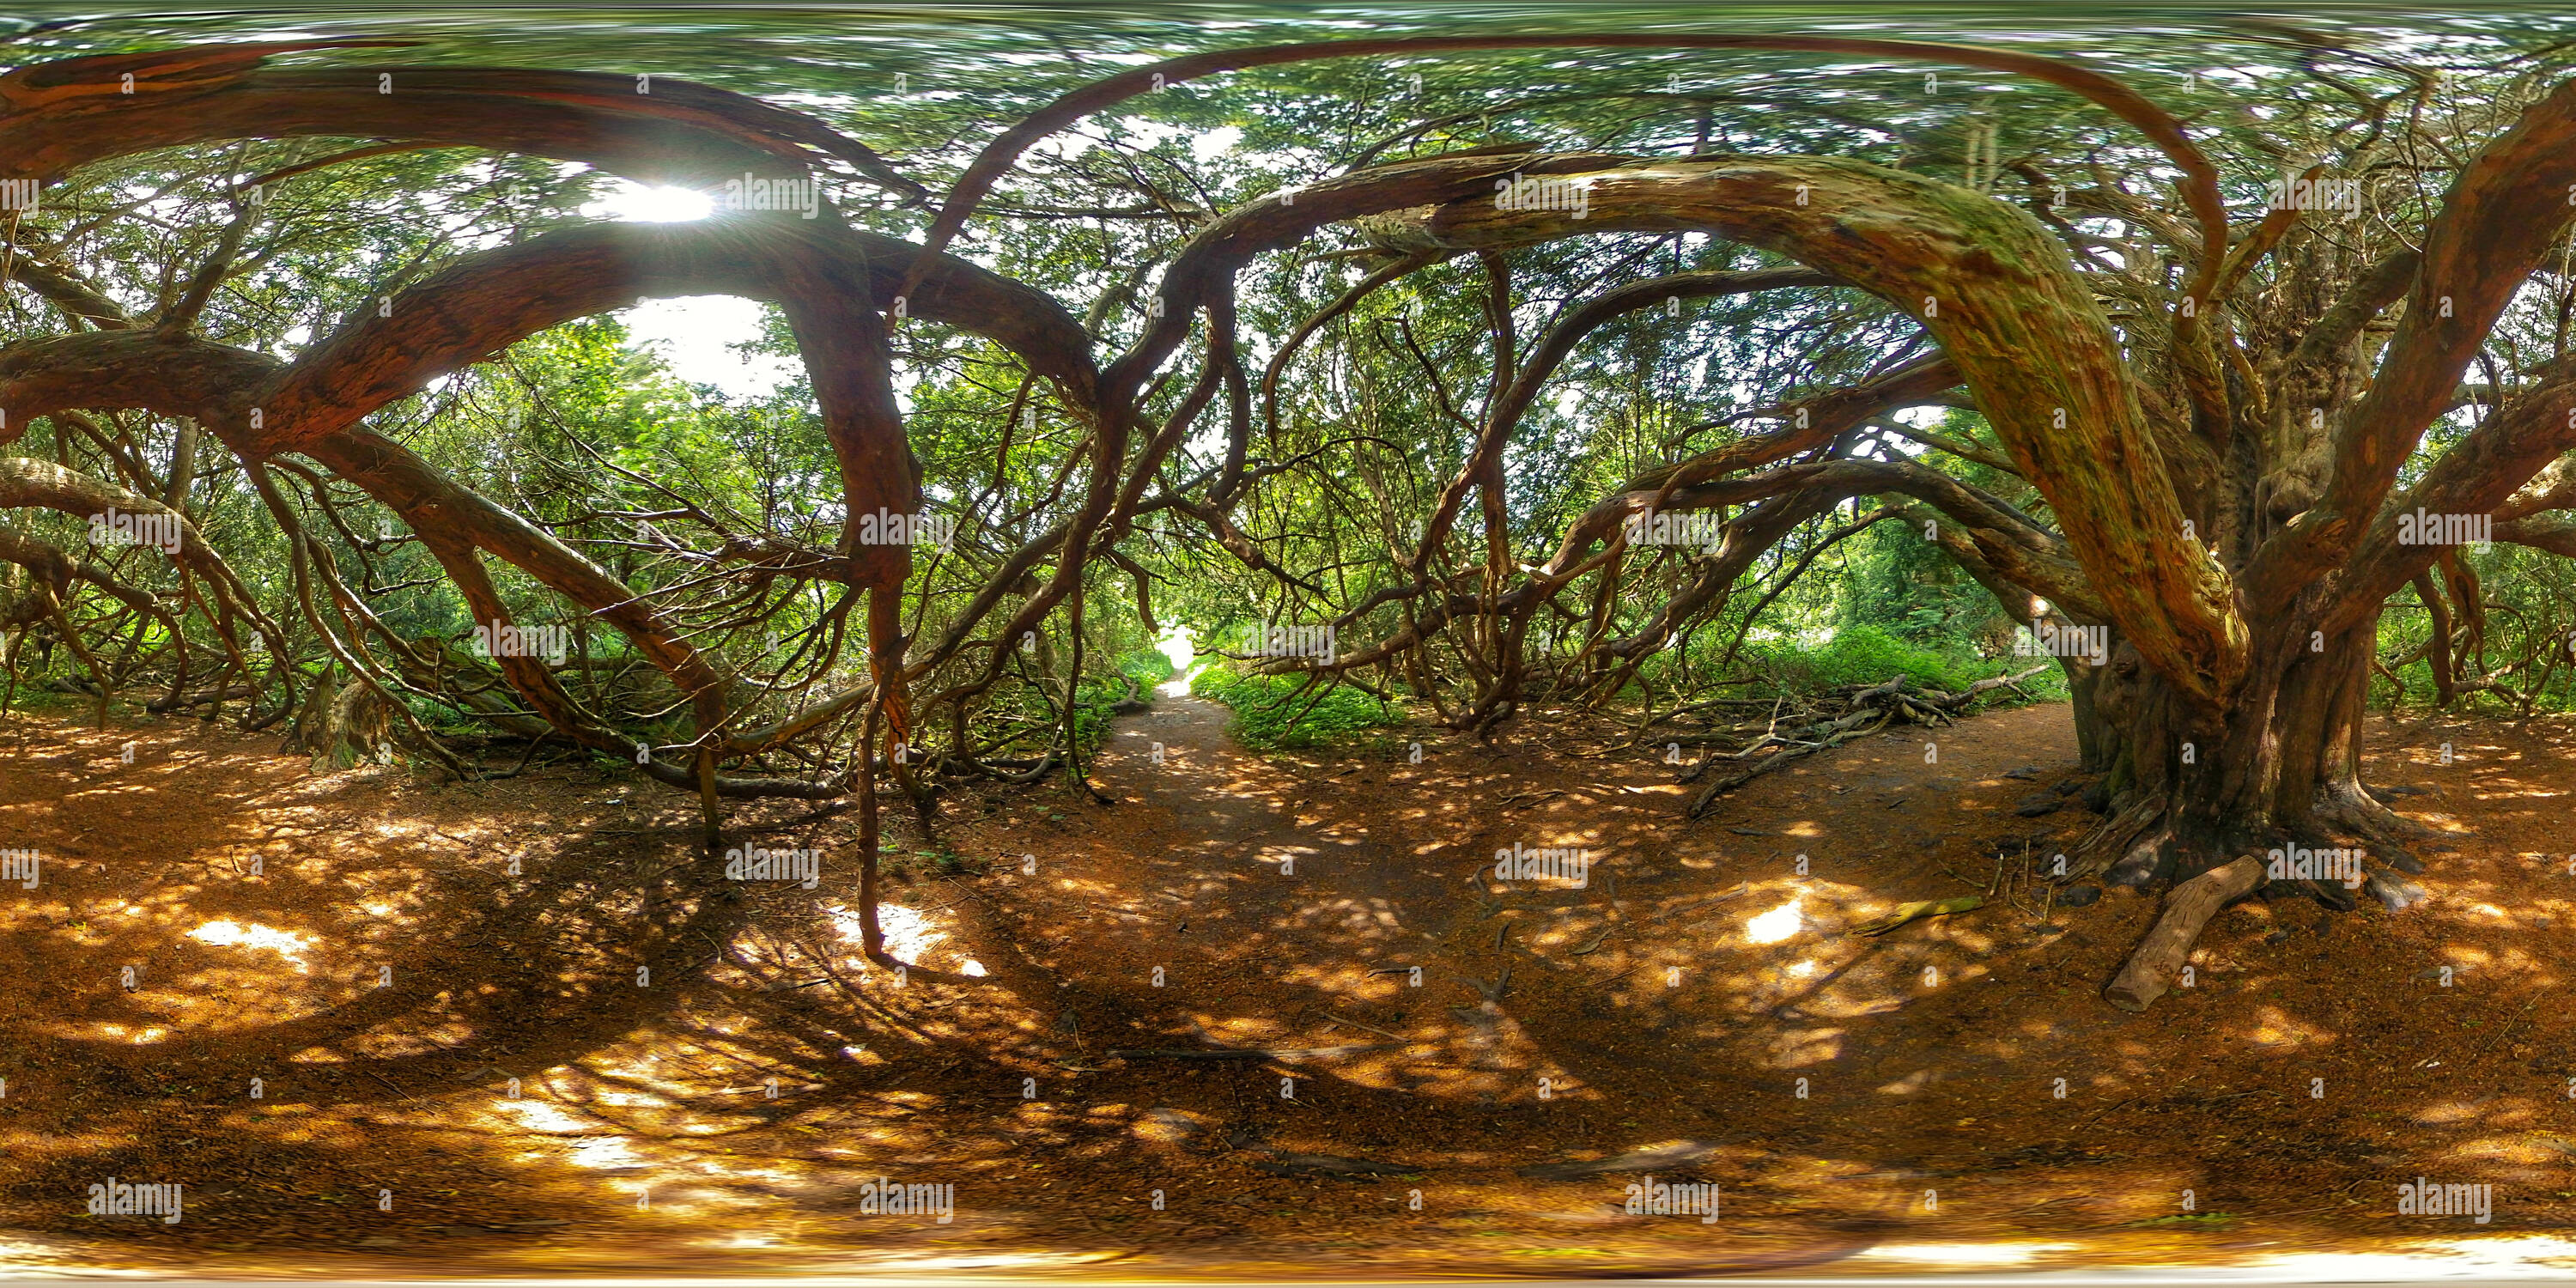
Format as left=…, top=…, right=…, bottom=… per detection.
left=185, top=919, right=315, bottom=971
left=8, top=702, right=2576, bottom=1277
left=826, top=902, right=986, bottom=976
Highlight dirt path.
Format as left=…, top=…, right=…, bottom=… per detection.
left=942, top=690, right=2576, bottom=1274
left=1014, top=690, right=1485, bottom=1085
left=7, top=692, right=2576, bottom=1278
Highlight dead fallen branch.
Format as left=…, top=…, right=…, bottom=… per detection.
left=1680, top=666, right=2047, bottom=817
left=1305, top=1007, right=1410, bottom=1040
left=2104, top=854, right=2263, bottom=1012
left=1850, top=895, right=1984, bottom=937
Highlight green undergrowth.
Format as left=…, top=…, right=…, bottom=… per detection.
left=1735, top=625, right=2069, bottom=705
left=1062, top=647, right=1177, bottom=754
left=1191, top=665, right=1408, bottom=750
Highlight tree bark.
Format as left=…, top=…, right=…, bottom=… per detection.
left=2105, top=854, right=2262, bottom=1012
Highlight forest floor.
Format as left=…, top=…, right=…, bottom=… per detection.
left=3, top=681, right=2576, bottom=1278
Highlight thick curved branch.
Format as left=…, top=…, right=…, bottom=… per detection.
left=1656, top=456, right=2107, bottom=623
left=0, top=522, right=167, bottom=621
left=0, top=223, right=134, bottom=329
left=256, top=216, right=1087, bottom=450
left=904, top=32, right=2223, bottom=327
left=1368, top=155, right=2232, bottom=702
left=0, top=211, right=1092, bottom=756
left=2253, top=74, right=2576, bottom=605
left=0, top=457, right=229, bottom=592
left=2334, top=368, right=2576, bottom=628
left=0, top=329, right=270, bottom=428
left=1, top=53, right=919, bottom=197
left=2495, top=512, right=2576, bottom=556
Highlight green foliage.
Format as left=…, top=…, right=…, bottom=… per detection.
left=1191, top=666, right=1408, bottom=750
left=1026, top=648, right=1177, bottom=758
left=21, top=9, right=2576, bottom=788
left=2371, top=541, right=2576, bottom=715
left=1741, top=625, right=2068, bottom=703
left=1743, top=623, right=1969, bottom=691
left=1115, top=647, right=1177, bottom=688
left=0, top=682, right=85, bottom=715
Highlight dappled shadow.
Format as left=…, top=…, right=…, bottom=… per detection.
left=0, top=712, right=1099, bottom=1268
left=11, top=700, right=2576, bottom=1274
left=956, top=695, right=2576, bottom=1249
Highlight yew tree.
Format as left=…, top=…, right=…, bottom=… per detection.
left=894, top=29, right=2576, bottom=902
left=4, top=21, right=2575, bottom=977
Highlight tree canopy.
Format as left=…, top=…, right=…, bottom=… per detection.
left=7, top=9, right=2576, bottom=972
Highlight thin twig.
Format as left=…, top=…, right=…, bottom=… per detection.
left=1309, top=1009, right=1408, bottom=1041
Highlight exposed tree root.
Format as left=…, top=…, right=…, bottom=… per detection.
left=2090, top=778, right=2455, bottom=1012
left=2068, top=794, right=2165, bottom=884
left=2312, top=776, right=2447, bottom=843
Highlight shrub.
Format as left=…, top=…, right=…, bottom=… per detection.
left=1740, top=624, right=2068, bottom=702
left=1191, top=666, right=1406, bottom=750
left=1114, top=647, right=1176, bottom=688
